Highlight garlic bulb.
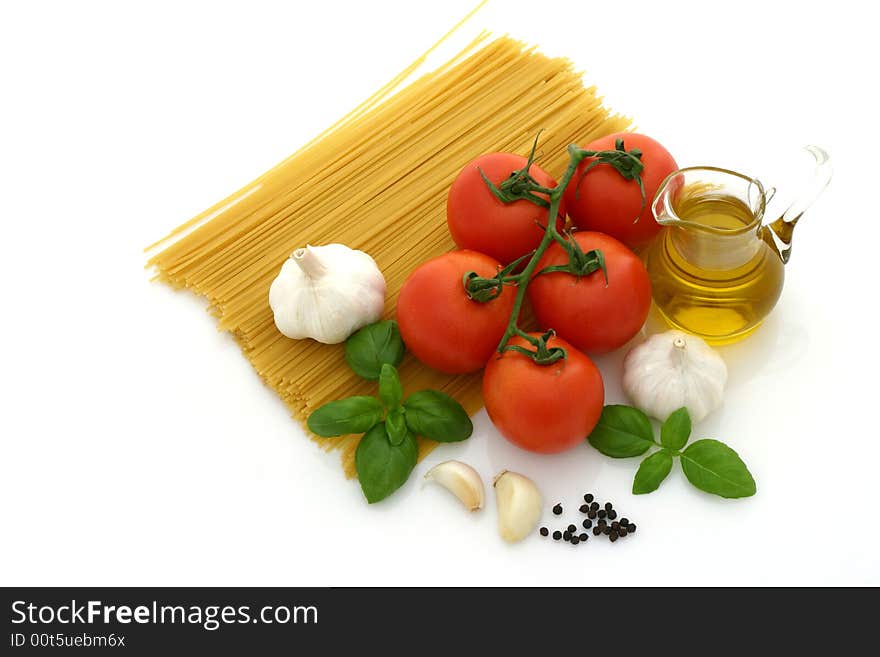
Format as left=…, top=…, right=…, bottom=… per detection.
left=622, top=330, right=727, bottom=423
left=268, top=244, right=386, bottom=344
left=424, top=460, right=484, bottom=511
left=493, top=470, right=542, bottom=543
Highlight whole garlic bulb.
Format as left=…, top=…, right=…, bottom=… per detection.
left=622, top=330, right=727, bottom=423
left=269, top=244, right=386, bottom=344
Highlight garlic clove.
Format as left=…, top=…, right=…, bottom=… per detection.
left=493, top=470, right=543, bottom=543
left=424, top=460, right=484, bottom=511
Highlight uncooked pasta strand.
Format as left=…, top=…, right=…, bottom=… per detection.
left=147, top=35, right=630, bottom=478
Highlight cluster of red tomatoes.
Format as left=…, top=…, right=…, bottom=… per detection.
left=395, top=133, right=677, bottom=454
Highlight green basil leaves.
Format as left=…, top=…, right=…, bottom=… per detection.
left=378, top=363, right=403, bottom=410
left=355, top=423, right=418, bottom=503
left=680, top=439, right=756, bottom=499
left=307, top=321, right=473, bottom=504
left=403, top=390, right=473, bottom=443
left=307, top=396, right=384, bottom=437
left=632, top=449, right=674, bottom=494
left=660, top=407, right=691, bottom=451
left=587, top=405, right=654, bottom=457
left=587, top=405, right=756, bottom=500
left=344, top=320, right=405, bottom=380
left=385, top=409, right=408, bottom=446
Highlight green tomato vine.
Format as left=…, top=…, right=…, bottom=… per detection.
left=462, top=134, right=647, bottom=365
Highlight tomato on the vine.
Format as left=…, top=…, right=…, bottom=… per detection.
left=482, top=333, right=604, bottom=454
left=447, top=153, right=564, bottom=265
left=396, top=250, right=515, bottom=374
left=527, top=231, right=651, bottom=354
left=563, top=133, right=677, bottom=249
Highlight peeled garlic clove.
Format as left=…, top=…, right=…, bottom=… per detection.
left=493, top=470, right=543, bottom=543
left=424, top=460, right=484, bottom=511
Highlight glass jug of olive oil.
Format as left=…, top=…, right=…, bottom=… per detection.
left=645, top=147, right=831, bottom=344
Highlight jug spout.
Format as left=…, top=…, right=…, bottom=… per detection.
left=651, top=166, right=769, bottom=231
left=650, top=166, right=771, bottom=272
left=651, top=171, right=684, bottom=228
left=764, top=146, right=832, bottom=264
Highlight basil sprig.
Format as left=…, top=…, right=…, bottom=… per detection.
left=308, top=321, right=473, bottom=503
left=588, top=405, right=756, bottom=499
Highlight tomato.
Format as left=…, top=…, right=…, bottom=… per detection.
left=563, top=133, right=677, bottom=249
left=482, top=333, right=604, bottom=453
left=447, top=153, right=564, bottom=265
left=396, top=250, right=515, bottom=374
left=527, top=232, right=651, bottom=354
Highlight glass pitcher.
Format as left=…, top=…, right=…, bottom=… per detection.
left=645, top=147, right=831, bottom=345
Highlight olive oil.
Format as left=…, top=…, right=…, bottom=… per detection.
left=646, top=192, right=785, bottom=345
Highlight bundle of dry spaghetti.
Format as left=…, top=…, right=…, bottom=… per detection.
left=147, top=33, right=630, bottom=478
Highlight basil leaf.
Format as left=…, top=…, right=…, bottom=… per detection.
left=587, top=405, right=655, bottom=458
left=344, top=320, right=405, bottom=380
left=632, top=450, right=674, bottom=495
left=355, top=423, right=418, bottom=503
left=385, top=408, right=408, bottom=446
left=403, top=390, right=473, bottom=443
left=680, top=439, right=757, bottom=499
left=660, top=407, right=692, bottom=451
left=307, top=396, right=384, bottom=437
left=378, top=363, right=403, bottom=410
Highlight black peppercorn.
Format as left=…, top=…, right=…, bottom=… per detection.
left=542, top=492, right=633, bottom=548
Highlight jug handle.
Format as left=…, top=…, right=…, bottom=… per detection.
left=765, top=145, right=832, bottom=264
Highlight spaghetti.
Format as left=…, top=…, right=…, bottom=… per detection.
left=148, top=35, right=630, bottom=477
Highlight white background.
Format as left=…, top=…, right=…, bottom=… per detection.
left=1, top=0, right=878, bottom=586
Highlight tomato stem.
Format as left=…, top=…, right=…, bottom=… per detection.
left=573, top=138, right=647, bottom=222
left=462, top=250, right=534, bottom=302
left=494, top=145, right=590, bottom=360
left=484, top=137, right=645, bottom=364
